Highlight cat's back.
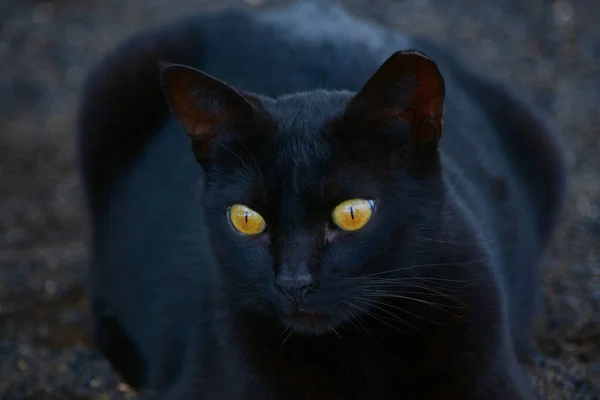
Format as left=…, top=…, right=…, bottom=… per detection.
left=197, top=1, right=409, bottom=94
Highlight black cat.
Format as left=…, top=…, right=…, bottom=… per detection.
left=77, top=1, right=567, bottom=399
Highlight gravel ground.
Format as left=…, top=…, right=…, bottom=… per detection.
left=0, top=0, right=599, bottom=398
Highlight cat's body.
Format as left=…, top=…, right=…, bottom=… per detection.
left=78, top=2, right=567, bottom=399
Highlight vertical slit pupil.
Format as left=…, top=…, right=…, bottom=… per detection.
left=245, top=210, right=248, bottom=224
left=350, top=206, right=354, bottom=220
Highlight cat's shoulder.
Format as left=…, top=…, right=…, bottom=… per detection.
left=256, top=0, right=395, bottom=50
left=414, top=37, right=567, bottom=243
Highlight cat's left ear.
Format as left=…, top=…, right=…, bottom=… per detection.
left=347, top=50, right=445, bottom=150
left=159, top=62, right=259, bottom=163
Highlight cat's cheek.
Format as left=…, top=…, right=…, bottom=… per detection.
left=224, top=233, right=272, bottom=272
left=325, top=225, right=340, bottom=244
left=229, top=229, right=271, bottom=245
left=324, top=223, right=376, bottom=246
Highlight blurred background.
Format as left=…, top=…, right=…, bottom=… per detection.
left=0, top=0, right=598, bottom=398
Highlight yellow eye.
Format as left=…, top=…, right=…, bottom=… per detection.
left=332, top=199, right=375, bottom=231
left=229, top=204, right=266, bottom=235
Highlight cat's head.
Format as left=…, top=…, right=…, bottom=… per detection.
left=160, top=51, right=447, bottom=336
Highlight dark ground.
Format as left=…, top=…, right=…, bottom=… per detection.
left=0, top=0, right=599, bottom=398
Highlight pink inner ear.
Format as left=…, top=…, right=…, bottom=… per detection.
left=162, top=64, right=258, bottom=144
left=420, top=95, right=445, bottom=131
left=409, top=94, right=445, bottom=144
left=171, top=84, right=219, bottom=138
left=414, top=82, right=444, bottom=122
left=347, top=50, right=445, bottom=136
left=402, top=53, right=445, bottom=124
left=187, top=116, right=219, bottom=140
left=396, top=52, right=445, bottom=144
left=165, top=73, right=219, bottom=139
left=172, top=102, right=219, bottom=140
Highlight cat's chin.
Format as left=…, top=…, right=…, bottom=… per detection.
left=281, top=310, right=340, bottom=336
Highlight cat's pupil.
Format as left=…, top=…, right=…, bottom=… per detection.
left=350, top=207, right=355, bottom=220
left=245, top=211, right=248, bottom=224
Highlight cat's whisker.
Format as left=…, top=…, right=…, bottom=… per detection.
left=354, top=295, right=445, bottom=327
left=338, top=307, right=371, bottom=337
left=364, top=280, right=471, bottom=292
left=384, top=301, right=446, bottom=327
left=391, top=282, right=472, bottom=308
left=354, top=314, right=372, bottom=338
left=343, top=300, right=407, bottom=335
left=416, top=236, right=497, bottom=246
left=357, top=289, right=449, bottom=306
left=358, top=277, right=472, bottom=301
left=344, top=306, right=373, bottom=337
left=367, top=291, right=466, bottom=319
left=350, top=297, right=417, bottom=331
left=366, top=276, right=477, bottom=285
left=347, top=276, right=477, bottom=295
left=358, top=288, right=441, bottom=297
left=330, top=326, right=342, bottom=339
left=361, top=292, right=457, bottom=314
left=351, top=258, right=487, bottom=279
left=279, top=323, right=294, bottom=347
left=233, top=135, right=263, bottom=180
left=358, top=282, right=416, bottom=289
left=278, top=324, right=289, bottom=340
left=213, top=141, right=256, bottom=174
left=360, top=279, right=471, bottom=302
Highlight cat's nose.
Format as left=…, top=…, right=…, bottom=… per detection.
left=273, top=273, right=316, bottom=304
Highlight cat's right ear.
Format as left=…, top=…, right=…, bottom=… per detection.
left=159, top=62, right=258, bottom=162
left=346, top=50, right=445, bottom=153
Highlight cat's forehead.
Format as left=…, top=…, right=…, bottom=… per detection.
left=223, top=92, right=349, bottom=203
left=212, top=91, right=393, bottom=218
left=258, top=91, right=351, bottom=165
left=261, top=91, right=351, bottom=135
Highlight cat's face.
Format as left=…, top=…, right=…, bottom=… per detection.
left=160, top=51, right=446, bottom=335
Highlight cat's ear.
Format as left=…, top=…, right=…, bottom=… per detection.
left=347, top=50, right=445, bottom=150
left=159, top=62, right=257, bottom=161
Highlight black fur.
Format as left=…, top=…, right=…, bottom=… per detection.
left=77, top=2, right=567, bottom=399
left=91, top=298, right=147, bottom=388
